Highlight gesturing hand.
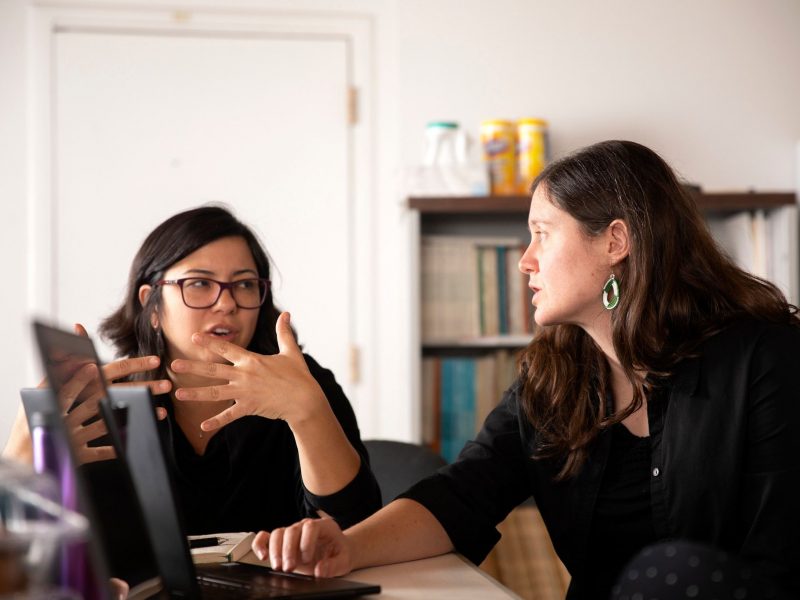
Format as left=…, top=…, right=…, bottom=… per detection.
left=172, top=312, right=327, bottom=432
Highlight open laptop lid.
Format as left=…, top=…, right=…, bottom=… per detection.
left=100, top=387, right=200, bottom=597
left=30, top=321, right=161, bottom=597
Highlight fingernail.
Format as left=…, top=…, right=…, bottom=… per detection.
left=255, top=549, right=264, bottom=560
left=175, top=389, right=186, bottom=400
left=159, top=380, right=171, bottom=391
left=149, top=356, right=159, bottom=367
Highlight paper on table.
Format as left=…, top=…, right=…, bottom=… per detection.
left=188, top=532, right=257, bottom=564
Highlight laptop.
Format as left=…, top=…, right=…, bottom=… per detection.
left=32, top=320, right=381, bottom=599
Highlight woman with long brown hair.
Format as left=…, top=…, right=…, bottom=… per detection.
left=253, top=141, right=800, bottom=599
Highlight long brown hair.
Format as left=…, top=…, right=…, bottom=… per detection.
left=99, top=205, right=284, bottom=383
left=521, top=140, right=797, bottom=479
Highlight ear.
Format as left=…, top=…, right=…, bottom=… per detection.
left=606, top=219, right=630, bottom=267
left=138, top=284, right=159, bottom=329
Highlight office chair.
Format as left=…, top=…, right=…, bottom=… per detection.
left=363, top=440, right=447, bottom=506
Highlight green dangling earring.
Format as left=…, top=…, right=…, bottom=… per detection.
left=602, top=273, right=620, bottom=310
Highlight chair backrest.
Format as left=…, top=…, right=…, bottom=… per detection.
left=363, top=440, right=447, bottom=506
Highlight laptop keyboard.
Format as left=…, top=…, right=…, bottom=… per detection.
left=197, top=575, right=286, bottom=598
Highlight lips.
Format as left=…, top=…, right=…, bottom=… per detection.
left=206, top=325, right=239, bottom=341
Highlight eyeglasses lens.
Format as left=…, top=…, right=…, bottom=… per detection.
left=182, top=278, right=265, bottom=309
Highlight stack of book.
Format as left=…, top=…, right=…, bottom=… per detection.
left=421, top=350, right=521, bottom=463
left=421, top=236, right=533, bottom=343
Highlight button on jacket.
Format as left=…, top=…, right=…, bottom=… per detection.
left=402, top=319, right=800, bottom=598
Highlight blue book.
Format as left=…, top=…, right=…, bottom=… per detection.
left=440, top=358, right=476, bottom=463
left=439, top=359, right=456, bottom=463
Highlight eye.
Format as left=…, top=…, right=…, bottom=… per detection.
left=234, top=279, right=257, bottom=290
left=186, top=278, right=212, bottom=289
left=533, top=230, right=546, bottom=241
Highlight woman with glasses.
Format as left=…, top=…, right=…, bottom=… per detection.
left=6, top=205, right=381, bottom=535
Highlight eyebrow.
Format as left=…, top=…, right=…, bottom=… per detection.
left=528, top=219, right=552, bottom=229
left=181, top=268, right=259, bottom=277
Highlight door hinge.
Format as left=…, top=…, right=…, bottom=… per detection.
left=347, top=86, right=359, bottom=126
left=349, top=344, right=360, bottom=384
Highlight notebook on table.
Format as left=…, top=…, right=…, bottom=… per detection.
left=32, top=320, right=381, bottom=599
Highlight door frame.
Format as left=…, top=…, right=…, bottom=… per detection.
left=29, top=2, right=378, bottom=432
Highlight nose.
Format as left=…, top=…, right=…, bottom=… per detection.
left=213, top=286, right=238, bottom=312
left=518, top=241, right=538, bottom=275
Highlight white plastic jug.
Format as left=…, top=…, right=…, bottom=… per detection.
left=424, top=121, right=468, bottom=167
left=416, top=121, right=487, bottom=196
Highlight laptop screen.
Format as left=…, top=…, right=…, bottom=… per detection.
left=30, top=322, right=161, bottom=594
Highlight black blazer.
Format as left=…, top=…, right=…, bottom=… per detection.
left=402, top=319, right=800, bottom=598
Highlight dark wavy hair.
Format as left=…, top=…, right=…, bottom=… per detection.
left=520, top=140, right=798, bottom=479
left=99, top=205, right=283, bottom=383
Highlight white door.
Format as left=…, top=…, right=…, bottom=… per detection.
left=53, top=30, right=358, bottom=400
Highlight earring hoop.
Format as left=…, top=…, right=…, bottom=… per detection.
left=602, top=273, right=620, bottom=310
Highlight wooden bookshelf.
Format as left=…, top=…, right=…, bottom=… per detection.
left=409, top=191, right=796, bottom=215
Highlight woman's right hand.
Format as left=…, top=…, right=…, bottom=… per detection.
left=2, top=324, right=171, bottom=463
left=252, top=517, right=354, bottom=578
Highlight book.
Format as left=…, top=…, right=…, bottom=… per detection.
left=188, top=531, right=257, bottom=564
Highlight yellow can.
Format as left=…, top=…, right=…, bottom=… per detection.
left=480, top=120, right=517, bottom=196
left=517, top=118, right=549, bottom=194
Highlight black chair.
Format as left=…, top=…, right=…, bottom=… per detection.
left=363, top=440, right=447, bottom=506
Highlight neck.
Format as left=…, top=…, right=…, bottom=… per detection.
left=581, top=310, right=639, bottom=413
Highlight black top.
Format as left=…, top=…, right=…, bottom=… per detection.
left=584, top=423, right=656, bottom=597
left=400, top=319, right=800, bottom=599
left=155, top=353, right=381, bottom=534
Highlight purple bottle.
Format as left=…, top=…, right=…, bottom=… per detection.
left=30, top=411, right=101, bottom=600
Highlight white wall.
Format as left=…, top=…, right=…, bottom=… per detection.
left=395, top=0, right=800, bottom=188
left=3, top=0, right=800, bottom=448
left=1, top=0, right=32, bottom=446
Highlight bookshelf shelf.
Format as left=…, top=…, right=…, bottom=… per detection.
left=408, top=191, right=796, bottom=215
left=423, top=335, right=532, bottom=351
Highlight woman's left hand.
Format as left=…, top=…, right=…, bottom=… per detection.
left=171, top=312, right=327, bottom=432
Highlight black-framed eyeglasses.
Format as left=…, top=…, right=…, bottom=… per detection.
left=156, top=277, right=270, bottom=309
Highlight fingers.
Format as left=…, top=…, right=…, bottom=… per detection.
left=64, top=397, right=102, bottom=428
left=155, top=407, right=167, bottom=421
left=269, top=527, right=285, bottom=571
left=171, top=358, right=235, bottom=381
left=73, top=323, right=89, bottom=338
left=275, top=312, right=301, bottom=357
left=252, top=530, right=270, bottom=562
left=200, top=404, right=241, bottom=432
left=189, top=333, right=247, bottom=362
left=299, top=519, right=321, bottom=565
left=103, top=356, right=160, bottom=383
left=57, top=363, right=100, bottom=412
left=76, top=444, right=116, bottom=465
left=112, top=379, right=172, bottom=395
left=282, top=523, right=303, bottom=572
left=269, top=519, right=324, bottom=575
left=175, top=384, right=231, bottom=403
left=70, top=417, right=108, bottom=448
